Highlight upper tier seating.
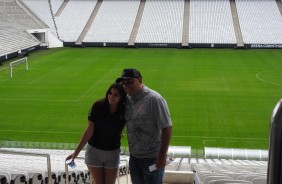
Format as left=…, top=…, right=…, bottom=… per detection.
left=236, top=0, right=282, bottom=44
left=0, top=0, right=41, bottom=56
left=55, top=0, right=97, bottom=42
left=22, top=0, right=63, bottom=37
left=6, top=0, right=282, bottom=47
left=0, top=0, right=42, bottom=30
left=189, top=0, right=236, bottom=44
left=135, top=0, right=184, bottom=43
left=84, top=0, right=139, bottom=43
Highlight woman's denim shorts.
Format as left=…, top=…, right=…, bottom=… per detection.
left=85, top=144, right=120, bottom=169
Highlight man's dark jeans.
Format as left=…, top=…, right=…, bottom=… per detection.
left=129, top=155, right=164, bottom=184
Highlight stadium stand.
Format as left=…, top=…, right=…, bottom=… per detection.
left=22, top=0, right=62, bottom=38
left=192, top=161, right=267, bottom=184
left=229, top=0, right=244, bottom=47
left=0, top=143, right=271, bottom=184
left=127, top=0, right=145, bottom=47
left=2, top=0, right=282, bottom=57
left=0, top=0, right=40, bottom=58
left=0, top=146, right=270, bottom=184
left=76, top=0, right=101, bottom=45
left=83, top=0, right=139, bottom=45
left=189, top=0, right=237, bottom=46
left=55, top=0, right=97, bottom=42
left=236, top=0, right=282, bottom=45
left=135, top=0, right=184, bottom=45
left=0, top=28, right=38, bottom=54
left=0, top=0, right=43, bottom=29
left=181, top=0, right=190, bottom=47
left=54, top=0, right=68, bottom=17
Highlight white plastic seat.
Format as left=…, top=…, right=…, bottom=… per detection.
left=0, top=171, right=11, bottom=184
left=163, top=170, right=194, bottom=184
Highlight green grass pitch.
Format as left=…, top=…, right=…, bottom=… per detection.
left=1, top=47, right=282, bottom=150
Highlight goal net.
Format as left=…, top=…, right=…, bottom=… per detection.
left=10, top=57, right=28, bottom=78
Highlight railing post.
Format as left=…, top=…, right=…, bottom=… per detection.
left=267, top=99, right=282, bottom=184
left=0, top=149, right=52, bottom=184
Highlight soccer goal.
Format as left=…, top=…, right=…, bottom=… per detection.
left=10, top=57, right=28, bottom=78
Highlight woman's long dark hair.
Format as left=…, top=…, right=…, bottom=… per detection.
left=104, top=83, right=127, bottom=113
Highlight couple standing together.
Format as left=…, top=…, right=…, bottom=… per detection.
left=66, top=68, right=172, bottom=184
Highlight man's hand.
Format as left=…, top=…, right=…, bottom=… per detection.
left=155, top=126, right=172, bottom=169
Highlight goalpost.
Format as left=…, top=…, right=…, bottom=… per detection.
left=10, top=57, right=28, bottom=78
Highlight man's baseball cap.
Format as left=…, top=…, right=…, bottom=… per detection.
left=116, top=68, right=142, bottom=83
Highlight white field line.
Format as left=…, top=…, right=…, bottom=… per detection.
left=272, top=51, right=282, bottom=59
left=0, top=66, right=63, bottom=85
left=0, top=61, right=121, bottom=101
left=76, top=61, right=122, bottom=101
left=0, top=66, right=10, bottom=83
left=256, top=69, right=282, bottom=86
left=27, top=66, right=63, bottom=84
left=0, top=66, right=9, bottom=72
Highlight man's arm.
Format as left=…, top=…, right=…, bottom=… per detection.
left=156, top=126, right=172, bottom=168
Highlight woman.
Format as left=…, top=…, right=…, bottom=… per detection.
left=66, top=83, right=127, bottom=184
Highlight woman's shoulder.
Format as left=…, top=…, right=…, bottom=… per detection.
left=92, top=99, right=107, bottom=110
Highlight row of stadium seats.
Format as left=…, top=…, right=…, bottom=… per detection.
left=236, top=0, right=282, bottom=44
left=193, top=163, right=267, bottom=184
left=84, top=0, right=139, bottom=43
left=0, top=147, right=269, bottom=184
left=135, top=0, right=184, bottom=43
left=56, top=0, right=97, bottom=42
left=2, top=0, right=282, bottom=58
left=0, top=148, right=128, bottom=184
left=16, top=0, right=282, bottom=45
left=0, top=0, right=41, bottom=56
left=189, top=0, right=236, bottom=44
left=22, top=0, right=60, bottom=36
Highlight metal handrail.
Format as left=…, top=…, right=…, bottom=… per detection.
left=0, top=149, right=52, bottom=184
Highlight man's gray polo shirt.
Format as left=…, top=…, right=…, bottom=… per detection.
left=125, top=85, right=172, bottom=158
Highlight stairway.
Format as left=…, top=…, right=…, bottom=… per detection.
left=54, top=0, right=69, bottom=17
left=181, top=0, right=190, bottom=47
left=127, top=0, right=146, bottom=47
left=75, top=0, right=103, bottom=45
left=229, top=0, right=244, bottom=47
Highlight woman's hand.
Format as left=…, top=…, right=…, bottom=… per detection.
left=66, top=152, right=77, bottom=161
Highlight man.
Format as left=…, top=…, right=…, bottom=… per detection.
left=116, top=68, right=172, bottom=184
